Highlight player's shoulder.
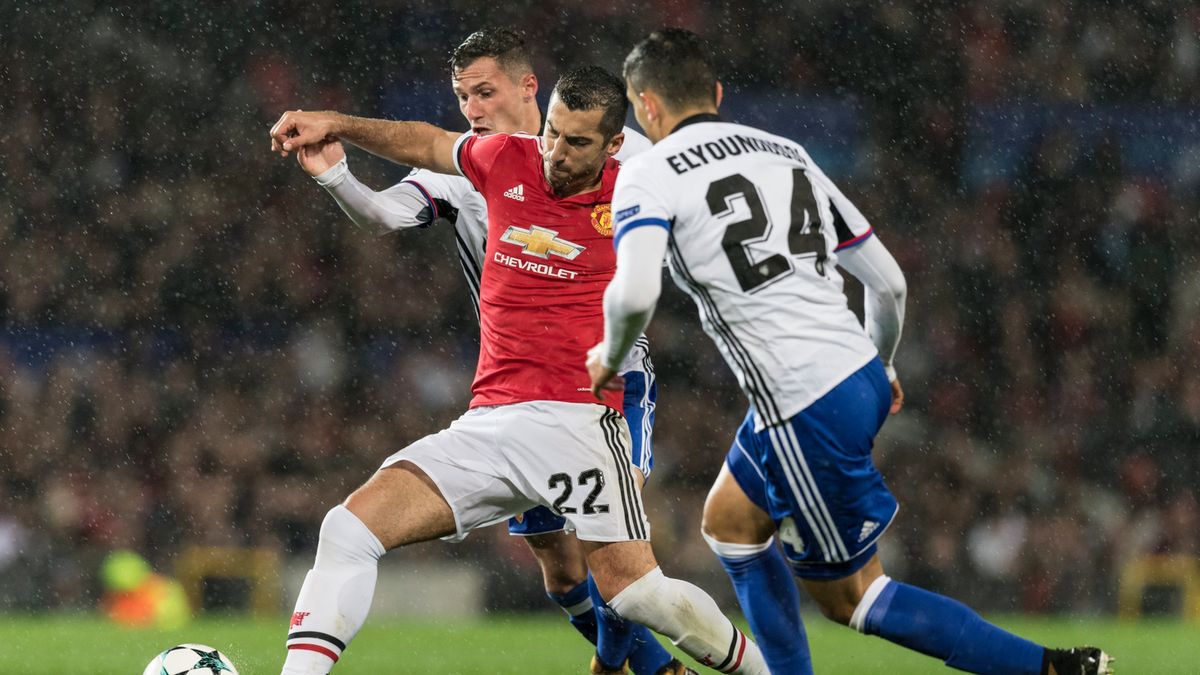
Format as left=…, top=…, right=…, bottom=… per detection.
left=475, top=132, right=544, bottom=162
left=616, top=129, right=680, bottom=173
left=497, top=132, right=542, bottom=149
left=463, top=130, right=539, bottom=149
left=681, top=120, right=812, bottom=157
left=615, top=126, right=652, bottom=163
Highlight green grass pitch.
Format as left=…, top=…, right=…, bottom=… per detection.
left=2, top=613, right=1190, bottom=673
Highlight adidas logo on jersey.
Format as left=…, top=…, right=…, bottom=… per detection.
left=503, top=184, right=525, bottom=201
left=858, top=520, right=880, bottom=542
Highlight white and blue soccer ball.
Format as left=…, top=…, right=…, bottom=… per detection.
left=142, top=644, right=239, bottom=675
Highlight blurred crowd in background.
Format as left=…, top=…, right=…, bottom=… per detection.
left=2, top=0, right=1198, bottom=616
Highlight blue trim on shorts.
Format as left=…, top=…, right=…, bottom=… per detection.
left=722, top=358, right=897, bottom=580
left=621, top=369, right=656, bottom=478
left=508, top=371, right=657, bottom=537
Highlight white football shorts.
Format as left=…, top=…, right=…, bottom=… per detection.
left=380, top=401, right=650, bottom=543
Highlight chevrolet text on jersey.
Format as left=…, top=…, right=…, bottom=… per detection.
left=492, top=251, right=580, bottom=279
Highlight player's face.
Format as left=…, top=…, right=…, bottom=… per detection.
left=452, top=57, right=530, bottom=135
left=542, top=95, right=622, bottom=197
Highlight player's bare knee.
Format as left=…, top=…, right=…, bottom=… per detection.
left=701, top=490, right=774, bottom=545
left=341, top=477, right=392, bottom=536
left=342, top=463, right=455, bottom=548
left=700, top=505, right=746, bottom=543
left=584, top=540, right=657, bottom=601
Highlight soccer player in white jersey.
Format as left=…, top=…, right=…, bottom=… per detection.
left=293, top=29, right=680, bottom=675
left=590, top=28, right=1113, bottom=675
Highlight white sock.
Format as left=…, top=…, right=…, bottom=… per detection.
left=701, top=532, right=775, bottom=559
left=281, top=505, right=386, bottom=675
left=608, top=567, right=769, bottom=675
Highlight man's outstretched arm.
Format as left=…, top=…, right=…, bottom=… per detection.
left=270, top=110, right=460, bottom=175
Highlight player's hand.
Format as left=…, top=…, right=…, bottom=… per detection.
left=297, top=137, right=346, bottom=176
left=889, top=378, right=904, bottom=415
left=586, top=343, right=624, bottom=401
left=270, top=110, right=340, bottom=157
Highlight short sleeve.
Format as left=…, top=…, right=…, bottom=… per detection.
left=453, top=132, right=509, bottom=193
left=612, top=157, right=674, bottom=250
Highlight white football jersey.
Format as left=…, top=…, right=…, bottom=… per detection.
left=612, top=117, right=878, bottom=429
left=400, top=126, right=653, bottom=373
left=398, top=168, right=489, bottom=317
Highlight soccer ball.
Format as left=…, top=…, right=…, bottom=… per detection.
left=142, top=644, right=239, bottom=675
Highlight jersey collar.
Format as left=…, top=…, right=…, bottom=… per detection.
left=668, top=112, right=722, bottom=136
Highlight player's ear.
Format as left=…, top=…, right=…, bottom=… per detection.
left=607, top=131, right=625, bottom=158
left=522, top=73, right=538, bottom=102
left=640, top=91, right=657, bottom=123
left=715, top=81, right=724, bottom=108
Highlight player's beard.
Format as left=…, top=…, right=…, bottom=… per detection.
left=544, top=159, right=603, bottom=197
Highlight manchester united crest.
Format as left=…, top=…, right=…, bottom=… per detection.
left=591, top=203, right=613, bottom=237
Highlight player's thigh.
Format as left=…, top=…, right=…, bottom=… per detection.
left=378, top=408, right=538, bottom=544
left=702, top=463, right=775, bottom=545
left=501, top=402, right=651, bottom=544
left=344, top=462, right=456, bottom=550
left=582, top=539, right=658, bottom=601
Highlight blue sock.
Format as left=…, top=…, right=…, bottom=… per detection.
left=860, top=577, right=1046, bottom=675
left=588, top=574, right=675, bottom=674
left=548, top=580, right=598, bottom=646
left=711, top=537, right=813, bottom=675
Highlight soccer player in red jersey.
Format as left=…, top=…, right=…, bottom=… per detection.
left=294, top=30, right=676, bottom=673
left=270, top=67, right=769, bottom=674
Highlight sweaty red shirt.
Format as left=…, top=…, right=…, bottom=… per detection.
left=454, top=132, right=623, bottom=412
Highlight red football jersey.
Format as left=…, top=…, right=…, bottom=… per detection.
left=454, top=132, right=624, bottom=412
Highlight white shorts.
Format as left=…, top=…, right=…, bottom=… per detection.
left=381, top=401, right=650, bottom=543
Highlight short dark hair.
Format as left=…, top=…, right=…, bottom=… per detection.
left=449, top=28, right=533, bottom=80
left=623, top=28, right=718, bottom=112
left=550, top=66, right=628, bottom=140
